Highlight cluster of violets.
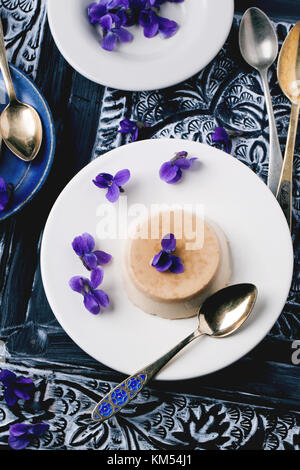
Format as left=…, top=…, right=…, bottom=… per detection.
left=0, top=370, right=49, bottom=450
left=0, top=177, right=13, bottom=213
left=152, top=233, right=184, bottom=274
left=87, top=0, right=184, bottom=51
left=70, top=233, right=111, bottom=314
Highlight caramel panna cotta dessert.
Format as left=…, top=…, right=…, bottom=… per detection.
left=123, top=211, right=231, bottom=320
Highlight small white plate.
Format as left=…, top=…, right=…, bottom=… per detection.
left=47, top=0, right=234, bottom=91
left=41, top=139, right=293, bottom=381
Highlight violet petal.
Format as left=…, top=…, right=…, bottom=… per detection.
left=69, top=276, right=84, bottom=294
left=82, top=253, right=98, bottom=270
left=114, top=169, right=130, bottom=187
left=0, top=369, right=16, bottom=387
left=154, top=252, right=173, bottom=272
left=175, top=157, right=192, bottom=170
left=4, top=388, right=18, bottom=407
left=102, top=31, right=118, bottom=51
left=94, top=250, right=112, bottom=265
left=159, top=161, right=178, bottom=183
left=161, top=233, right=176, bottom=253
left=158, top=17, right=178, bottom=38
left=83, top=292, right=101, bottom=315
left=106, top=182, right=120, bottom=202
left=8, top=435, right=30, bottom=450
left=93, top=289, right=110, bottom=308
left=9, top=423, right=29, bottom=437
left=169, top=255, right=184, bottom=274
left=167, top=168, right=182, bottom=184
left=90, top=267, right=104, bottom=289
left=29, top=423, right=49, bottom=438
left=93, top=173, right=113, bottom=189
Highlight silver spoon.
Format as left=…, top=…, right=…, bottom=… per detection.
left=0, top=18, right=42, bottom=161
left=91, top=283, right=258, bottom=423
left=239, top=8, right=282, bottom=196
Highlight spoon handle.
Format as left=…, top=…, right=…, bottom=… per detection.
left=276, top=103, right=300, bottom=231
left=0, top=19, right=16, bottom=102
left=91, top=329, right=202, bottom=422
left=260, top=69, right=283, bottom=196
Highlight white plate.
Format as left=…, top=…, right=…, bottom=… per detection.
left=47, top=0, right=234, bottom=91
left=41, top=139, right=293, bottom=381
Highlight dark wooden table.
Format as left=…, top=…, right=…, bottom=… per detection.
left=0, top=0, right=299, bottom=450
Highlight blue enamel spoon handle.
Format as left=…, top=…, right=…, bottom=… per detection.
left=91, top=329, right=202, bottom=422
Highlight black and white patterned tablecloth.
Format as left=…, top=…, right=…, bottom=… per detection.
left=0, top=0, right=299, bottom=450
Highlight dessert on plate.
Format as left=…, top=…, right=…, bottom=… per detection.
left=123, top=210, right=231, bottom=319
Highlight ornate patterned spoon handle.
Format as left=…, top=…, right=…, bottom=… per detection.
left=91, top=329, right=202, bottom=422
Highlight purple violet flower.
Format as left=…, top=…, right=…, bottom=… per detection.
left=0, top=177, right=13, bottom=213
left=88, top=0, right=122, bottom=24
left=69, top=268, right=110, bottom=315
left=139, top=9, right=178, bottom=38
left=118, top=119, right=150, bottom=142
left=152, top=233, right=184, bottom=274
left=93, top=169, right=131, bottom=203
left=159, top=151, right=198, bottom=184
left=8, top=423, right=49, bottom=450
left=212, top=127, right=230, bottom=153
left=0, top=370, right=35, bottom=406
left=72, top=233, right=112, bottom=271
left=99, top=13, right=133, bottom=51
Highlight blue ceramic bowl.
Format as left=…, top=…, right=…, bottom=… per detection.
left=0, top=64, right=55, bottom=222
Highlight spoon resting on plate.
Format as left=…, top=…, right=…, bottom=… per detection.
left=0, top=18, right=42, bottom=162
left=91, top=283, right=258, bottom=423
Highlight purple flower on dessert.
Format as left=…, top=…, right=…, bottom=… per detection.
left=93, top=169, right=131, bottom=203
left=152, top=233, right=184, bottom=274
left=69, top=267, right=110, bottom=315
left=118, top=119, right=150, bottom=142
left=0, top=369, right=35, bottom=406
left=212, top=127, right=230, bottom=153
left=139, top=9, right=178, bottom=38
left=72, top=233, right=112, bottom=271
left=8, top=423, right=49, bottom=450
left=159, top=151, right=198, bottom=184
left=0, top=177, right=13, bottom=213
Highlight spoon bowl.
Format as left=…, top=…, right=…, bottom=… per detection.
left=198, top=283, right=258, bottom=338
left=239, top=7, right=278, bottom=71
left=0, top=100, right=43, bottom=161
left=278, top=22, right=300, bottom=105
left=0, top=18, right=42, bottom=162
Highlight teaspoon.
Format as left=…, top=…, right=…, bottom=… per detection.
left=0, top=18, right=42, bottom=161
left=91, top=283, right=258, bottom=423
left=239, top=8, right=283, bottom=196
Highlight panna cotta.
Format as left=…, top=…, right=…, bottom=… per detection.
left=123, top=211, right=231, bottom=320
